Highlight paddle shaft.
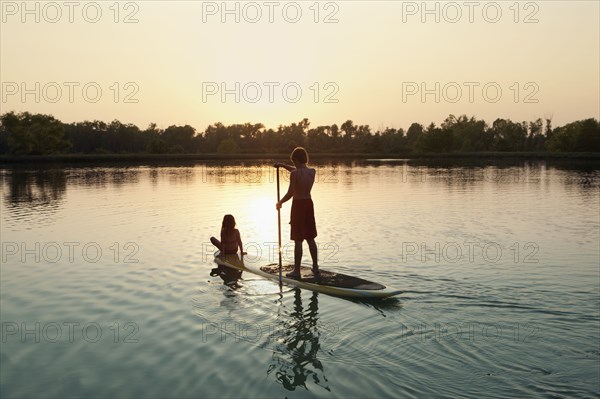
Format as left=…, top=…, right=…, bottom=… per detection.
left=276, top=167, right=283, bottom=289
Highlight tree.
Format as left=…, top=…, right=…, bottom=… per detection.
left=162, top=125, right=196, bottom=152
left=548, top=118, right=600, bottom=152
left=1, top=111, right=70, bottom=155
left=217, top=138, right=239, bottom=153
left=147, top=138, right=168, bottom=154
left=415, top=122, right=454, bottom=153
left=278, top=119, right=309, bottom=151
left=441, top=114, right=487, bottom=151
left=1, top=112, right=597, bottom=155
left=406, top=122, right=423, bottom=151
left=575, top=118, right=600, bottom=151
left=489, top=118, right=527, bottom=151
left=306, top=126, right=330, bottom=151
left=105, top=120, right=143, bottom=153
left=329, top=124, right=341, bottom=151
left=526, top=118, right=545, bottom=151
left=64, top=120, right=108, bottom=153
left=379, top=127, right=407, bottom=153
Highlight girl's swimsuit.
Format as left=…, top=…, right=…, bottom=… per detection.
left=221, top=229, right=239, bottom=254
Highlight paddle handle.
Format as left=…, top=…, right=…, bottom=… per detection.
left=276, top=166, right=283, bottom=289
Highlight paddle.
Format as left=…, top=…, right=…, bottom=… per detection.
left=276, top=165, right=283, bottom=290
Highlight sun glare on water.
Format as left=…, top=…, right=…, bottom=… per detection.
left=243, top=191, right=280, bottom=246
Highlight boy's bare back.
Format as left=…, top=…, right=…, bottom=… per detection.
left=290, top=166, right=315, bottom=200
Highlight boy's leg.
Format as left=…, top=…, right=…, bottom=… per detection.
left=287, top=240, right=303, bottom=277
left=294, top=240, right=303, bottom=271
left=307, top=239, right=319, bottom=273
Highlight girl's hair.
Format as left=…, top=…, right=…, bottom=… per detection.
left=221, top=214, right=236, bottom=231
left=291, top=147, right=308, bottom=164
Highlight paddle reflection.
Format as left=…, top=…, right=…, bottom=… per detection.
left=268, top=288, right=330, bottom=393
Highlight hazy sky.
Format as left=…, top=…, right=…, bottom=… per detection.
left=1, top=0, right=599, bottom=131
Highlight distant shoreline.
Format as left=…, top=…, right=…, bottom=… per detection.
left=1, top=152, right=599, bottom=165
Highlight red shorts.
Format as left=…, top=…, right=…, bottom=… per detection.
left=290, top=198, right=317, bottom=241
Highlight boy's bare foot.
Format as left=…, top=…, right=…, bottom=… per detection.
left=312, top=267, right=320, bottom=277
left=286, top=271, right=301, bottom=278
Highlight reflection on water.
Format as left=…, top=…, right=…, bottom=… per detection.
left=209, top=257, right=330, bottom=393
left=210, top=263, right=243, bottom=289
left=1, top=168, right=67, bottom=229
left=2, top=160, right=599, bottom=206
left=1, top=159, right=599, bottom=399
left=2, top=168, right=66, bottom=206
left=268, top=289, right=330, bottom=393
left=17, top=163, right=587, bottom=190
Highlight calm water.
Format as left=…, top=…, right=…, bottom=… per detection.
left=1, top=160, right=599, bottom=398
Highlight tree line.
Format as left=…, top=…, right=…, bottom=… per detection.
left=0, top=111, right=598, bottom=155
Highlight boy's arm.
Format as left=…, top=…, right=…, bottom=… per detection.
left=274, top=163, right=296, bottom=172
left=278, top=171, right=295, bottom=205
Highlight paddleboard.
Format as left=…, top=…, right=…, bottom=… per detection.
left=213, top=251, right=402, bottom=298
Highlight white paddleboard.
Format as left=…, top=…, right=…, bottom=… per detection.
left=213, top=251, right=402, bottom=298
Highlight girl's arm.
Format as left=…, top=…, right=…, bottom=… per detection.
left=236, top=230, right=246, bottom=255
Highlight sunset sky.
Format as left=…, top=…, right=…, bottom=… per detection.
left=1, top=0, right=599, bottom=131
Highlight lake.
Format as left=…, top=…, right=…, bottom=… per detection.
left=1, top=159, right=599, bottom=398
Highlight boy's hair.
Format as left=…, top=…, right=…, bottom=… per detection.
left=221, top=214, right=236, bottom=231
left=291, top=147, right=309, bottom=164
